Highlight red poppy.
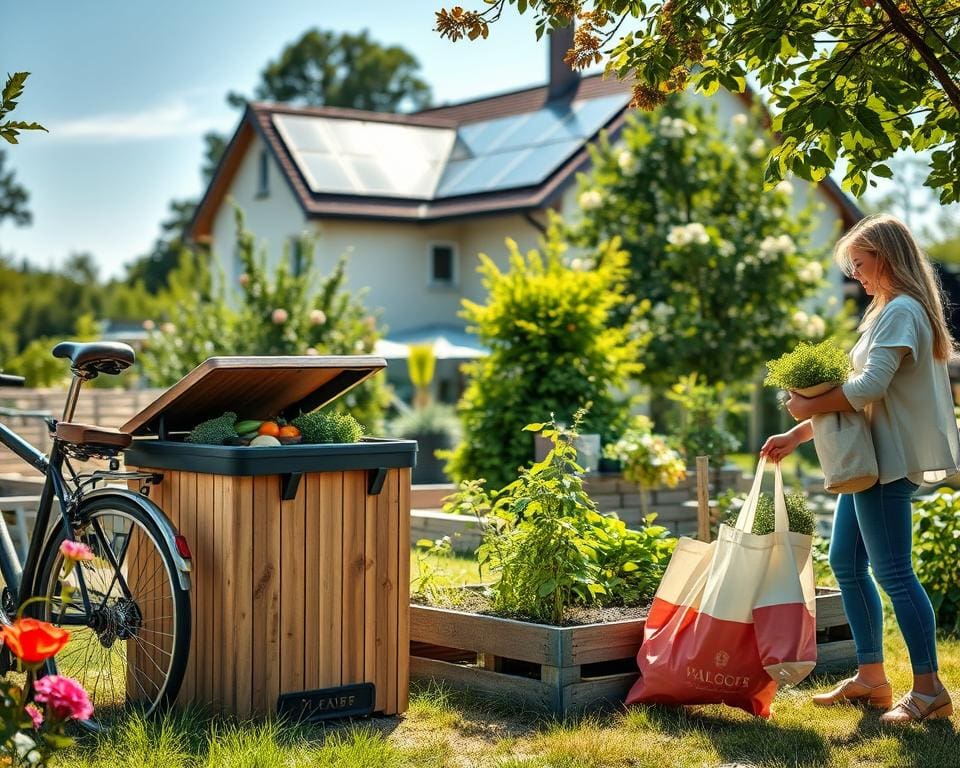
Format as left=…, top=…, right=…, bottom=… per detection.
left=1, top=618, right=70, bottom=664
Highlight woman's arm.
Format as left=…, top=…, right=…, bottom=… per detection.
left=786, top=386, right=855, bottom=421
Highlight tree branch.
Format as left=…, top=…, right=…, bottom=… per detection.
left=908, top=0, right=960, bottom=63
left=876, top=0, right=960, bottom=112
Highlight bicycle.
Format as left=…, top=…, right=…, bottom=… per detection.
left=0, top=341, right=191, bottom=731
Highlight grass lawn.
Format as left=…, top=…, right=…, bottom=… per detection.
left=56, top=618, right=960, bottom=767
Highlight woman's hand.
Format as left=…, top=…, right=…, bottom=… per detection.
left=785, top=391, right=813, bottom=421
left=760, top=431, right=800, bottom=463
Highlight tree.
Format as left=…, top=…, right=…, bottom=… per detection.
left=435, top=2, right=960, bottom=202
left=562, top=99, right=849, bottom=390
left=202, top=28, right=434, bottom=176
left=0, top=151, right=31, bottom=226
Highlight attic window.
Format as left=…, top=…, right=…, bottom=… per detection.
left=256, top=150, right=269, bottom=197
left=429, top=243, right=457, bottom=287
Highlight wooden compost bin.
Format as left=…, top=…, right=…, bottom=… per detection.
left=121, top=356, right=416, bottom=719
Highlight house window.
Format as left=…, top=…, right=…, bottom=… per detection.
left=288, top=236, right=303, bottom=277
left=256, top=150, right=270, bottom=197
left=429, top=243, right=457, bottom=287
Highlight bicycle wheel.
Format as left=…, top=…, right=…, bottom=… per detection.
left=35, top=493, right=190, bottom=730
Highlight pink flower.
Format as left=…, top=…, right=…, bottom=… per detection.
left=59, top=540, right=94, bottom=562
left=305, top=347, right=319, bottom=356
left=271, top=308, right=289, bottom=325
left=239, top=273, right=250, bottom=287
left=309, top=309, right=326, bottom=326
left=24, top=703, right=43, bottom=729
left=33, top=675, right=93, bottom=722
left=142, top=319, right=156, bottom=331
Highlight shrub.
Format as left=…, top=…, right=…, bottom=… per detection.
left=445, top=416, right=675, bottom=624
left=665, top=374, right=743, bottom=462
left=389, top=402, right=461, bottom=442
left=912, top=489, right=960, bottom=634
left=764, top=339, right=851, bottom=391
left=446, top=228, right=646, bottom=488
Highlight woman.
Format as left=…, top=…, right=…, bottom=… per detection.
left=761, top=214, right=960, bottom=724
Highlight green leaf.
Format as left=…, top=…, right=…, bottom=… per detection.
left=537, top=578, right=558, bottom=597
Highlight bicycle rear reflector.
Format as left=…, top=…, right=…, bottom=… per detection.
left=276, top=683, right=375, bottom=721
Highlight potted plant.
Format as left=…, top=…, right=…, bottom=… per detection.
left=764, top=339, right=851, bottom=397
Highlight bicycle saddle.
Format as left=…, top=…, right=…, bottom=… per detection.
left=52, top=341, right=135, bottom=377
left=56, top=422, right=132, bottom=451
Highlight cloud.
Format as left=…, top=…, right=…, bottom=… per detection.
left=49, top=98, right=233, bottom=142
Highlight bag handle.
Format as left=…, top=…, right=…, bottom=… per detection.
left=734, top=456, right=790, bottom=534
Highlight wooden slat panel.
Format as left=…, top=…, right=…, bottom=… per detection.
left=396, top=467, right=411, bottom=712
left=233, top=476, right=254, bottom=717
left=303, top=474, right=321, bottom=692
left=568, top=620, right=646, bottom=666
left=384, top=469, right=400, bottom=714
left=318, top=472, right=342, bottom=689
left=815, top=590, right=847, bottom=630
left=211, top=474, right=223, bottom=710
left=218, top=474, right=236, bottom=710
left=263, top=476, right=282, bottom=711
left=341, top=471, right=365, bottom=684
left=409, top=656, right=555, bottom=712
left=195, top=473, right=214, bottom=704
left=280, top=475, right=306, bottom=695
left=409, top=605, right=558, bottom=665
left=180, top=471, right=197, bottom=705
left=374, top=474, right=390, bottom=713
left=363, top=473, right=378, bottom=691
left=250, top=475, right=276, bottom=713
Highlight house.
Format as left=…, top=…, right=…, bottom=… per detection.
left=189, top=27, right=862, bottom=399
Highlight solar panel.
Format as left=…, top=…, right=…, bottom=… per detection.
left=271, top=92, right=629, bottom=200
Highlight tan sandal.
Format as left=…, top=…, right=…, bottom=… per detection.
left=812, top=677, right=893, bottom=709
left=880, top=688, right=953, bottom=724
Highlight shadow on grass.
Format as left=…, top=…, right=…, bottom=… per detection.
left=629, top=702, right=831, bottom=767
left=840, top=707, right=960, bottom=768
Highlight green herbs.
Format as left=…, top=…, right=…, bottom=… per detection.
left=185, top=411, right=238, bottom=444
left=446, top=416, right=675, bottom=624
left=764, top=339, right=850, bottom=391
left=291, top=409, right=364, bottom=443
left=722, top=490, right=815, bottom=535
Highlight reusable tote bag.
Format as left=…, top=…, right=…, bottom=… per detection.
left=625, top=458, right=817, bottom=718
left=796, top=382, right=878, bottom=494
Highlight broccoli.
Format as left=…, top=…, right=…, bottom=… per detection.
left=185, top=411, right=238, bottom=445
left=291, top=409, right=364, bottom=444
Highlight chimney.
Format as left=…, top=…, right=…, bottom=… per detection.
left=547, top=22, right=579, bottom=102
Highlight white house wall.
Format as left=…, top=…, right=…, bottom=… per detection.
left=211, top=134, right=310, bottom=297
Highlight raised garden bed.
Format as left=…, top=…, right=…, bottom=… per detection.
left=410, top=587, right=855, bottom=715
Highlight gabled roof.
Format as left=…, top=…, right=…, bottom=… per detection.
left=189, top=73, right=861, bottom=243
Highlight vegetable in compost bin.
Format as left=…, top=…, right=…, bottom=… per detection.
left=185, top=411, right=238, bottom=444
left=291, top=409, right=364, bottom=443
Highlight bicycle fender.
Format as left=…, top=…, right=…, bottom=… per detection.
left=81, top=487, right=192, bottom=591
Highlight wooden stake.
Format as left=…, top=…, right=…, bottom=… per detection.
left=696, top=455, right=711, bottom=542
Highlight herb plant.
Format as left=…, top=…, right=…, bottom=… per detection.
left=446, top=414, right=675, bottom=624
left=721, top=490, right=815, bottom=536
left=764, top=339, right=851, bottom=391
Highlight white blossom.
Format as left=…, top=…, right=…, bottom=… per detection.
left=651, top=302, right=675, bottom=322
left=798, top=260, right=824, bottom=283
left=718, top=239, right=736, bottom=257
left=792, top=310, right=809, bottom=327
left=667, top=225, right=692, bottom=247
left=732, top=113, right=749, bottom=128
left=775, top=179, right=794, bottom=196
left=806, top=314, right=826, bottom=337
left=618, top=150, right=638, bottom=175
left=668, top=222, right=710, bottom=247
left=659, top=117, right=695, bottom=138
left=687, top=222, right=710, bottom=244
left=579, top=189, right=603, bottom=210
left=749, top=138, right=767, bottom=157
left=758, top=234, right=796, bottom=261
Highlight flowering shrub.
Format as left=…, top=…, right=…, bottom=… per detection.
left=764, top=339, right=851, bottom=391
left=604, top=415, right=687, bottom=490
left=0, top=540, right=95, bottom=764
left=140, top=208, right=389, bottom=430
left=564, top=99, right=854, bottom=391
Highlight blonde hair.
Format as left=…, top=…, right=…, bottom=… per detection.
left=834, top=214, right=955, bottom=361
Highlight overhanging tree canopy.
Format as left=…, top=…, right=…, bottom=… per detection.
left=436, top=1, right=960, bottom=202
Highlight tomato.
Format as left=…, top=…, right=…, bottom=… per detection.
left=278, top=425, right=301, bottom=438
left=258, top=421, right=281, bottom=437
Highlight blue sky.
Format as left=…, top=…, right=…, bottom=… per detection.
left=1, top=1, right=573, bottom=277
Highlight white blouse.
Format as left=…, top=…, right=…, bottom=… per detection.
left=841, top=295, right=960, bottom=485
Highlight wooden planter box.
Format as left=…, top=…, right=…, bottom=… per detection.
left=410, top=588, right=854, bottom=715
left=123, top=356, right=416, bottom=718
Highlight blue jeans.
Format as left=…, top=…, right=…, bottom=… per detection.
left=829, top=478, right=938, bottom=675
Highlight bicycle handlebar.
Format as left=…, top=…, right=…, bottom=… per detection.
left=0, top=374, right=25, bottom=388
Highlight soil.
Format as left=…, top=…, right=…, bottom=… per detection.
left=412, top=589, right=650, bottom=626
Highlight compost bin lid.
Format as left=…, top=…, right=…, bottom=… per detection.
left=122, top=355, right=386, bottom=437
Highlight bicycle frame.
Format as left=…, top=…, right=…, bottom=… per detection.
left=0, top=379, right=97, bottom=614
